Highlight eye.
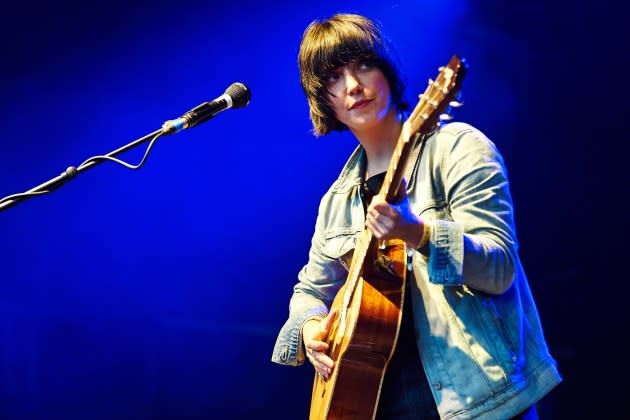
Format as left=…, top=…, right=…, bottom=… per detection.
left=358, top=61, right=374, bottom=70
left=326, top=73, right=340, bottom=83
left=324, top=71, right=341, bottom=87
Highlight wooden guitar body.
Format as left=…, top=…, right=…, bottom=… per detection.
left=310, top=238, right=407, bottom=420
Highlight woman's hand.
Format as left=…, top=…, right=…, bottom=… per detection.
left=302, top=309, right=338, bottom=380
left=366, top=188, right=426, bottom=249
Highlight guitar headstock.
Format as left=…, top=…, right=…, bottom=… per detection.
left=404, top=55, right=467, bottom=139
left=382, top=55, right=468, bottom=203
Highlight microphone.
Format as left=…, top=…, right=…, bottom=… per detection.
left=162, top=82, right=251, bottom=134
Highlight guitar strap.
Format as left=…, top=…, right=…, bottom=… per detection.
left=404, top=131, right=431, bottom=189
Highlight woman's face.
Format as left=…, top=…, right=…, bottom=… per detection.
left=325, top=61, right=393, bottom=133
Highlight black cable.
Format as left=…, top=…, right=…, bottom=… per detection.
left=0, top=190, right=49, bottom=205
left=77, top=131, right=164, bottom=171
left=0, top=131, right=164, bottom=206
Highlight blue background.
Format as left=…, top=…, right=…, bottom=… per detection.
left=0, top=0, right=625, bottom=418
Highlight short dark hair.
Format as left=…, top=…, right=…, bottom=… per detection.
left=298, top=14, right=409, bottom=136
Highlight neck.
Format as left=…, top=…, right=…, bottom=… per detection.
left=351, top=109, right=402, bottom=178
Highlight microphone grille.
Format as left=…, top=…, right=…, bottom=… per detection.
left=225, top=82, right=251, bottom=108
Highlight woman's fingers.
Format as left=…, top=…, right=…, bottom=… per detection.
left=306, top=341, right=332, bottom=366
left=307, top=339, right=328, bottom=353
left=366, top=212, right=390, bottom=239
left=306, top=347, right=333, bottom=379
left=318, top=309, right=338, bottom=338
left=305, top=310, right=339, bottom=380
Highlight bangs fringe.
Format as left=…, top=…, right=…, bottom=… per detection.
left=300, top=15, right=384, bottom=96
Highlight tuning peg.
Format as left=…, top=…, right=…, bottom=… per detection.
left=449, top=100, right=464, bottom=108
left=438, top=66, right=444, bottom=71
left=439, top=114, right=453, bottom=121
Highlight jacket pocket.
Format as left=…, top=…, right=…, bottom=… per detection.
left=473, top=293, right=521, bottom=372
left=323, top=228, right=361, bottom=260
left=443, top=286, right=520, bottom=391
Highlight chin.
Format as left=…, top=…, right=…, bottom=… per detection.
left=351, top=113, right=385, bottom=129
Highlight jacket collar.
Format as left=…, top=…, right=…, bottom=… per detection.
left=330, top=145, right=365, bottom=192
left=330, top=132, right=427, bottom=194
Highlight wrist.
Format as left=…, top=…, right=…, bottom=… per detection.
left=417, top=220, right=431, bottom=250
left=302, top=316, right=323, bottom=341
left=405, top=216, right=431, bottom=250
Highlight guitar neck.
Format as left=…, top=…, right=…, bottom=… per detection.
left=379, top=54, right=465, bottom=202
left=378, top=123, right=420, bottom=203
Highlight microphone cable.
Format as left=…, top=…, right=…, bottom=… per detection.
left=0, top=82, right=250, bottom=211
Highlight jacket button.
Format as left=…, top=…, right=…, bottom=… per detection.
left=433, top=382, right=442, bottom=390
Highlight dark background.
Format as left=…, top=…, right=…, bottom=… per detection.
left=0, top=0, right=626, bottom=418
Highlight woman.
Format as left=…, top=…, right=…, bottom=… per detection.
left=272, top=13, right=561, bottom=419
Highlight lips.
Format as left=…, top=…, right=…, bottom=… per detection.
left=348, top=98, right=373, bottom=110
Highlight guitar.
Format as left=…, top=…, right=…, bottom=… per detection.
left=309, top=55, right=467, bottom=420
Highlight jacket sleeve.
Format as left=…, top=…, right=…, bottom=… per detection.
left=425, top=123, right=519, bottom=295
left=271, top=193, right=347, bottom=366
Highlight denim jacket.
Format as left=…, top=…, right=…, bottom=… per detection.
left=272, top=123, right=561, bottom=419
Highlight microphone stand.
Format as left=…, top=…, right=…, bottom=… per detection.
left=1, top=82, right=251, bottom=213
left=0, top=128, right=164, bottom=212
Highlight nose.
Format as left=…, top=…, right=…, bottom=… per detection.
left=343, top=70, right=363, bottom=95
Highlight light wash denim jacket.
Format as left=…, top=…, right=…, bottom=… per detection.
left=272, top=123, right=561, bottom=419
